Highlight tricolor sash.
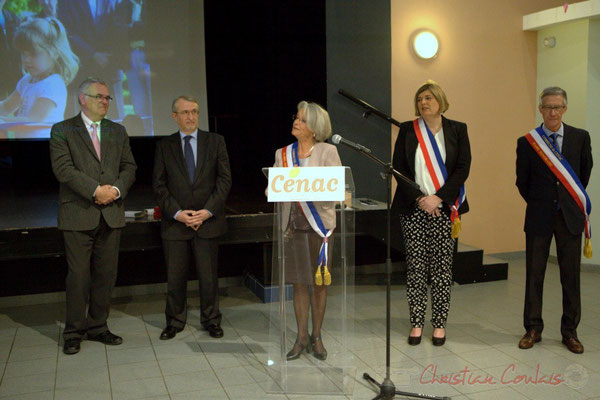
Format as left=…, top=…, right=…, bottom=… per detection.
left=281, top=142, right=333, bottom=285
left=413, top=118, right=466, bottom=239
left=525, top=127, right=592, bottom=258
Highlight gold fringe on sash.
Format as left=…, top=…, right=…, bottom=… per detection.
left=451, top=217, right=462, bottom=239
left=314, top=266, right=332, bottom=286
left=315, top=268, right=323, bottom=286
left=322, top=266, right=331, bottom=286
left=584, top=238, right=593, bottom=259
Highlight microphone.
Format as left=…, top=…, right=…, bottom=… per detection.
left=331, top=134, right=372, bottom=153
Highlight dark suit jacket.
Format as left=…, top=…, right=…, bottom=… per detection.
left=50, top=113, right=137, bottom=231
left=391, top=115, right=471, bottom=216
left=516, top=123, right=593, bottom=236
left=153, top=130, right=232, bottom=240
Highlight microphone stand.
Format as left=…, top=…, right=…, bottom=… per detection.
left=337, top=89, right=449, bottom=400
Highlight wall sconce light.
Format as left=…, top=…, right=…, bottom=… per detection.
left=412, top=30, right=439, bottom=59
left=543, top=37, right=556, bottom=48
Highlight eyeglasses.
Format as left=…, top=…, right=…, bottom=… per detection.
left=175, top=109, right=199, bottom=116
left=541, top=105, right=565, bottom=111
left=84, top=93, right=113, bottom=102
left=292, top=114, right=307, bottom=123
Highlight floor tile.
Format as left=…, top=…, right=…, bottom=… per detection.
left=111, top=376, right=168, bottom=400
left=109, top=360, right=162, bottom=383
left=2, top=357, right=56, bottom=379
left=0, top=372, right=55, bottom=398
left=163, top=370, right=222, bottom=394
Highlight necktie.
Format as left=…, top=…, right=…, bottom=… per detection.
left=184, top=135, right=195, bottom=182
left=91, top=123, right=101, bottom=160
left=550, top=133, right=560, bottom=153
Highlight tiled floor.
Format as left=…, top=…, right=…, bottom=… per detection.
left=1, top=255, right=599, bottom=400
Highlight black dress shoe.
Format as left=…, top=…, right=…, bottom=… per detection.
left=87, top=330, right=123, bottom=345
left=63, top=338, right=81, bottom=355
left=205, top=324, right=224, bottom=338
left=160, top=326, right=183, bottom=340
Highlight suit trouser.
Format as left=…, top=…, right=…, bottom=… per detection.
left=63, top=216, right=121, bottom=340
left=524, top=210, right=582, bottom=339
left=163, top=237, right=221, bottom=329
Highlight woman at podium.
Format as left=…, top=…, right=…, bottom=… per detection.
left=391, top=80, right=471, bottom=346
left=272, top=101, right=341, bottom=361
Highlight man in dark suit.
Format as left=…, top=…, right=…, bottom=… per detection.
left=516, top=86, right=593, bottom=354
left=153, top=95, right=231, bottom=340
left=50, top=77, right=137, bottom=354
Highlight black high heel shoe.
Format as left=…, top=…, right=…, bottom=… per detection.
left=408, top=328, right=422, bottom=345
left=432, top=329, right=446, bottom=346
left=286, top=338, right=311, bottom=361
left=310, top=335, right=327, bottom=360
left=408, top=335, right=422, bottom=345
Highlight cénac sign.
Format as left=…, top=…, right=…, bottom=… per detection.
left=267, top=167, right=345, bottom=202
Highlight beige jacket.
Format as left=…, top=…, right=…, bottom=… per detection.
left=271, top=142, right=342, bottom=230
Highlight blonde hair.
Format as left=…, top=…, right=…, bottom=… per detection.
left=413, top=79, right=449, bottom=116
left=14, top=17, right=79, bottom=85
left=297, top=101, right=332, bottom=142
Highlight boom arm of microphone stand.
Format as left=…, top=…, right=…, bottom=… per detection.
left=338, top=89, right=402, bottom=128
left=355, top=146, right=423, bottom=192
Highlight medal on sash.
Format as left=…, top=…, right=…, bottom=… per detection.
left=413, top=118, right=466, bottom=239
left=281, top=142, right=333, bottom=285
left=525, top=127, right=592, bottom=258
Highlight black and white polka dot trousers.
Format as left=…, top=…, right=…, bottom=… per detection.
left=400, top=207, right=455, bottom=329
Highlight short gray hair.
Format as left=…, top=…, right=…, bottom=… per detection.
left=172, top=95, right=199, bottom=113
left=539, top=86, right=568, bottom=106
left=77, top=77, right=108, bottom=105
left=297, top=101, right=331, bottom=142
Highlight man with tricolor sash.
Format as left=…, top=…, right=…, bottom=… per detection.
left=516, top=86, right=593, bottom=354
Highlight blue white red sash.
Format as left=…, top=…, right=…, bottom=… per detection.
left=281, top=142, right=333, bottom=285
left=525, top=127, right=592, bottom=258
left=413, top=118, right=466, bottom=238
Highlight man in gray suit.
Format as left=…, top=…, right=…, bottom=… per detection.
left=153, top=95, right=231, bottom=340
left=50, top=77, right=137, bottom=354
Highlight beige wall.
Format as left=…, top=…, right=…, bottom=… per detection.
left=391, top=0, right=567, bottom=253
left=535, top=18, right=600, bottom=264
left=586, top=20, right=600, bottom=265
left=537, top=20, right=589, bottom=127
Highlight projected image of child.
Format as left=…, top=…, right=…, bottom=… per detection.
left=0, top=17, right=78, bottom=138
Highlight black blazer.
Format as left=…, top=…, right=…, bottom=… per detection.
left=516, top=123, right=593, bottom=236
left=391, top=115, right=471, bottom=216
left=153, top=130, right=232, bottom=240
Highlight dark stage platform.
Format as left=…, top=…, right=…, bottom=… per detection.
left=0, top=187, right=507, bottom=298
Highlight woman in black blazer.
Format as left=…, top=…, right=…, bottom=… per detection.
left=392, top=80, right=471, bottom=346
